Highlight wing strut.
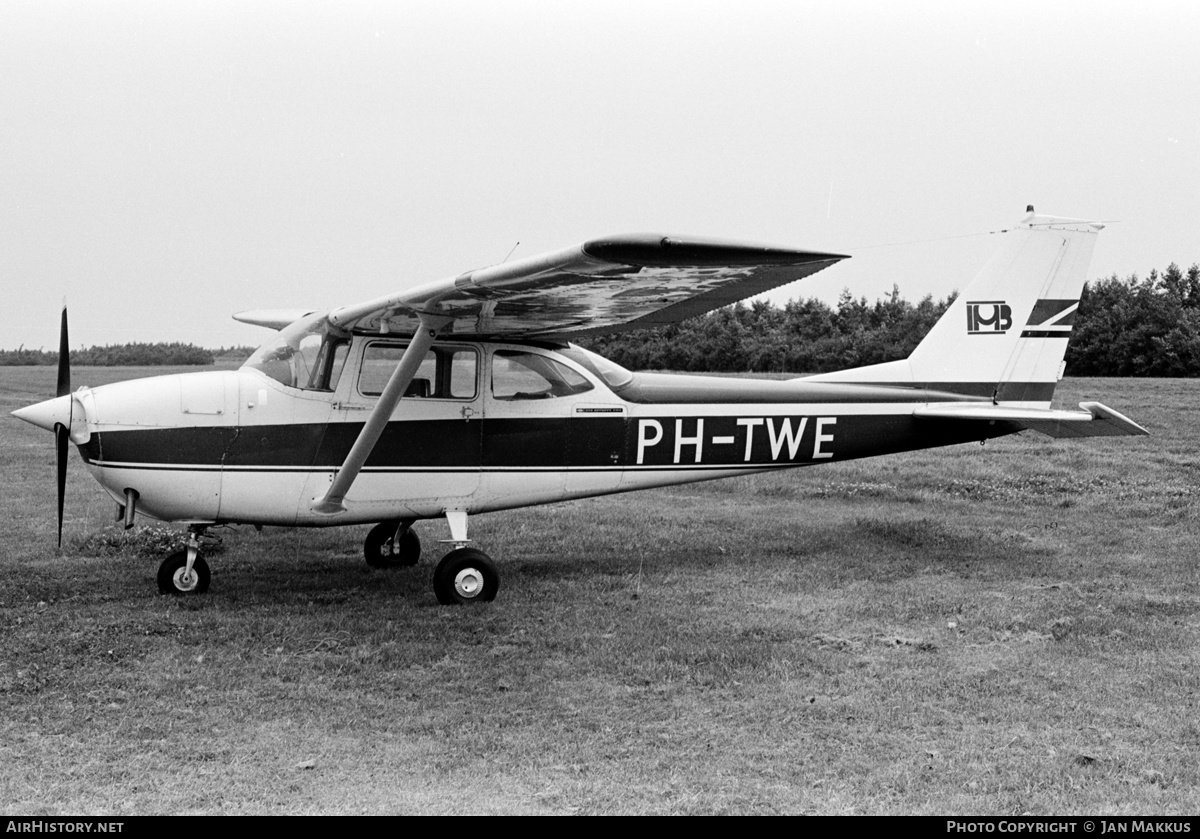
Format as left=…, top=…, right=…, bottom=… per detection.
left=312, top=312, right=453, bottom=515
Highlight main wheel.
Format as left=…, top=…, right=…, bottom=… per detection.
left=364, top=521, right=421, bottom=568
left=433, top=548, right=499, bottom=605
left=157, top=550, right=211, bottom=595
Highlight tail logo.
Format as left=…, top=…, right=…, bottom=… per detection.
left=966, top=301, right=1012, bottom=335
left=1020, top=299, right=1078, bottom=339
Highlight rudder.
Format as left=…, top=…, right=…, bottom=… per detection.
left=807, top=207, right=1104, bottom=407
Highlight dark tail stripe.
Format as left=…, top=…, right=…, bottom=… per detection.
left=1020, top=330, right=1071, bottom=339
left=1026, top=298, right=1078, bottom=327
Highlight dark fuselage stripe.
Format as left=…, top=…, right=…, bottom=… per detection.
left=81, top=412, right=1015, bottom=472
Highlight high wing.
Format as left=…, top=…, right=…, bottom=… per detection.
left=914, top=402, right=1149, bottom=438
left=293, top=233, right=844, bottom=515
left=325, top=234, right=847, bottom=339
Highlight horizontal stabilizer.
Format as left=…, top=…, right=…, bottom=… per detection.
left=233, top=309, right=317, bottom=330
left=914, top=401, right=1148, bottom=438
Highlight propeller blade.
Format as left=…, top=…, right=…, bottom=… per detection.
left=57, top=303, right=71, bottom=398
left=10, top=304, right=78, bottom=547
left=55, top=303, right=70, bottom=548
left=55, top=423, right=68, bottom=548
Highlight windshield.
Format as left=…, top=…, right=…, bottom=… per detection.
left=559, top=345, right=634, bottom=390
left=243, top=312, right=349, bottom=391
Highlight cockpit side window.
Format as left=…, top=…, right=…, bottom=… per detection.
left=242, top=313, right=349, bottom=391
left=491, top=350, right=594, bottom=400
left=359, top=344, right=478, bottom=399
left=305, top=334, right=350, bottom=391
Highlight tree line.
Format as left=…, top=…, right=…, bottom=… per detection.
left=0, top=343, right=254, bottom=366
left=579, top=263, right=1200, bottom=378
left=3, top=263, right=1196, bottom=375
left=1063, top=263, right=1200, bottom=376
left=581, top=287, right=952, bottom=374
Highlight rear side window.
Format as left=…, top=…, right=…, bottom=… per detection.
left=492, top=350, right=593, bottom=400
left=359, top=344, right=478, bottom=399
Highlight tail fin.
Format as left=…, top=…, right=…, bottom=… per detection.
left=807, top=207, right=1104, bottom=407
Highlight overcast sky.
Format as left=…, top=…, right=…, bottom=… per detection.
left=3, top=0, right=1197, bottom=350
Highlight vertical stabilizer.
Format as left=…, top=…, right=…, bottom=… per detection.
left=806, top=207, right=1104, bottom=407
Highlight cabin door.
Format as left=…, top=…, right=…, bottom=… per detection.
left=324, top=340, right=483, bottom=517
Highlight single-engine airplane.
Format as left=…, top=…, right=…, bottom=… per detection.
left=13, top=207, right=1147, bottom=603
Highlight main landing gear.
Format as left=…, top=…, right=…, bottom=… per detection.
left=364, top=520, right=421, bottom=568
left=363, top=512, right=499, bottom=606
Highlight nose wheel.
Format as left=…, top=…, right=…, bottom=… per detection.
left=158, top=550, right=210, bottom=594
left=157, top=526, right=211, bottom=595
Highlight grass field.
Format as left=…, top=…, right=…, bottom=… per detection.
left=1, top=367, right=1197, bottom=814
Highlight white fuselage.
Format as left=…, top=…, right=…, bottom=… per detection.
left=70, top=338, right=993, bottom=527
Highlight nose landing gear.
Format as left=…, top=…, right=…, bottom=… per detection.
left=158, top=526, right=211, bottom=595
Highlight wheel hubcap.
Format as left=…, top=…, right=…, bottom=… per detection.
left=453, top=568, right=483, bottom=599
left=173, top=568, right=197, bottom=592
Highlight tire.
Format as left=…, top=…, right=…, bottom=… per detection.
left=433, top=548, right=499, bottom=605
left=157, top=550, right=211, bottom=595
left=364, top=521, right=421, bottom=568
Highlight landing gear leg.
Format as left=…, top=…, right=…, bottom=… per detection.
left=433, top=511, right=499, bottom=605
left=157, top=525, right=211, bottom=595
